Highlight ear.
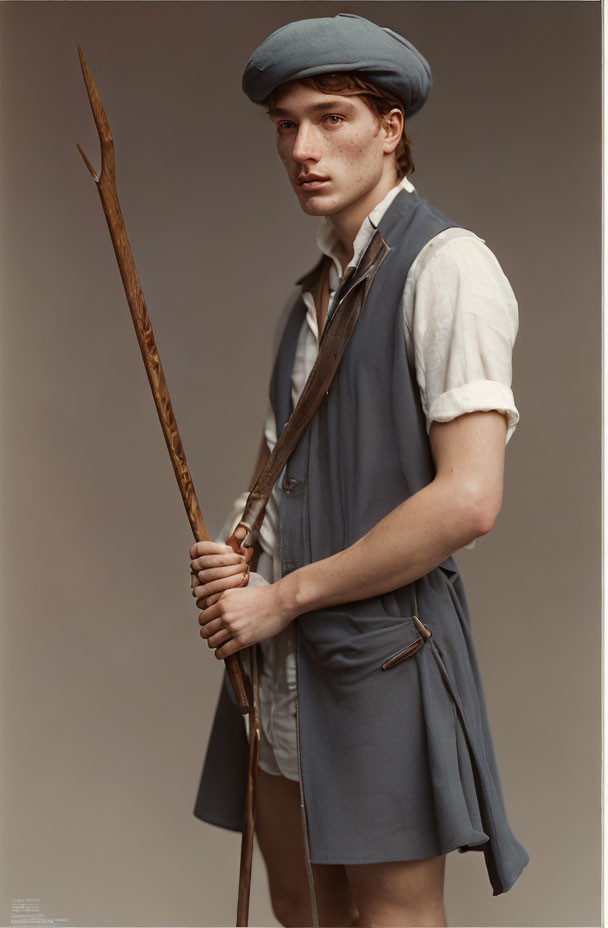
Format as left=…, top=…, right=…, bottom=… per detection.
left=382, top=107, right=404, bottom=155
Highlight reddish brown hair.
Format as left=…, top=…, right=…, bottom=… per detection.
left=264, top=72, right=416, bottom=179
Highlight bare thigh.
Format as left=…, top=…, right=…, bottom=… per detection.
left=345, top=855, right=447, bottom=928
left=255, top=767, right=358, bottom=927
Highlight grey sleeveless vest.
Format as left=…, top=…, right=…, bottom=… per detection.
left=193, top=188, right=529, bottom=896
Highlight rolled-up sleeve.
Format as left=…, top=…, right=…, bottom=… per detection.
left=405, top=230, right=520, bottom=445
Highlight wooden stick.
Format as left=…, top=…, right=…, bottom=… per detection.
left=75, top=43, right=258, bottom=927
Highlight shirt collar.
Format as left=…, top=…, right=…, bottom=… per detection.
left=315, top=174, right=416, bottom=278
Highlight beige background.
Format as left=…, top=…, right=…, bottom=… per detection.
left=0, top=1, right=601, bottom=926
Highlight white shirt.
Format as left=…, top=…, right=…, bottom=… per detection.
left=218, top=174, right=520, bottom=780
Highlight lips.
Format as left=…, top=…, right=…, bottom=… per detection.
left=297, top=175, right=330, bottom=190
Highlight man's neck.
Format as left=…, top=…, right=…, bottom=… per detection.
left=326, top=169, right=400, bottom=271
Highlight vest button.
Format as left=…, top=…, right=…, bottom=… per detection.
left=283, top=477, right=298, bottom=490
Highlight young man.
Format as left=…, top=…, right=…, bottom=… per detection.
left=190, top=13, right=529, bottom=927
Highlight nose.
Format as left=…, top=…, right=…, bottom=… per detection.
left=291, top=121, right=320, bottom=164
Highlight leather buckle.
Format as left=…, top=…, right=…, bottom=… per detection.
left=381, top=616, right=432, bottom=671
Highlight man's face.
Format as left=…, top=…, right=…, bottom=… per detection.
left=267, top=80, right=394, bottom=220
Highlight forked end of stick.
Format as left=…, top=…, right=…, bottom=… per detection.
left=76, top=143, right=100, bottom=183
left=76, top=40, right=114, bottom=165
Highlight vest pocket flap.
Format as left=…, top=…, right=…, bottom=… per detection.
left=302, top=612, right=428, bottom=682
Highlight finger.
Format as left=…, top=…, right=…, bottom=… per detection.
left=233, top=525, right=247, bottom=544
left=199, top=617, right=224, bottom=639
left=190, top=552, right=246, bottom=573
left=194, top=573, right=248, bottom=605
left=225, top=526, right=247, bottom=553
left=189, top=541, right=234, bottom=559
left=191, top=566, right=249, bottom=599
left=190, top=561, right=239, bottom=590
left=225, top=525, right=253, bottom=556
left=198, top=601, right=223, bottom=625
left=207, top=627, right=233, bottom=649
left=215, top=637, right=244, bottom=660
left=196, top=563, right=248, bottom=584
left=194, top=587, right=231, bottom=611
left=190, top=567, right=203, bottom=590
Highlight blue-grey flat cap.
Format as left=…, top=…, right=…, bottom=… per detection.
left=242, top=13, right=432, bottom=119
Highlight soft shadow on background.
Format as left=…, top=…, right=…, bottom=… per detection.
left=0, top=2, right=601, bottom=926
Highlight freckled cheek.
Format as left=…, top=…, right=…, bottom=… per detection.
left=343, top=137, right=366, bottom=158
left=340, top=140, right=372, bottom=176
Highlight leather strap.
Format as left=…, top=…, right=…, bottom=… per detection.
left=314, top=253, right=332, bottom=337
left=237, top=228, right=391, bottom=539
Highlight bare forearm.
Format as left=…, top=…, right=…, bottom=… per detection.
left=276, top=477, right=491, bottom=618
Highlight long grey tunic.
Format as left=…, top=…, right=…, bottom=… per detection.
left=193, top=187, right=530, bottom=897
